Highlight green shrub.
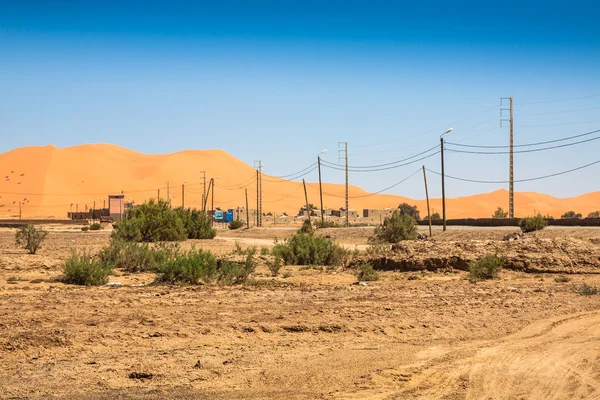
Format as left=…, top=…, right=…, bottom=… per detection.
left=398, top=203, right=420, bottom=221
left=260, top=247, right=270, bottom=256
left=267, top=256, right=283, bottom=276
left=229, top=219, right=244, bottom=230
left=315, top=219, right=341, bottom=228
left=113, top=200, right=216, bottom=242
left=15, top=224, right=49, bottom=254
left=156, top=248, right=218, bottom=284
left=519, top=213, right=547, bottom=232
left=62, top=250, right=113, bottom=286
left=272, top=233, right=347, bottom=266
left=81, top=226, right=90, bottom=232
left=574, top=283, right=598, bottom=296
left=374, top=211, right=417, bottom=243
left=90, top=222, right=102, bottom=231
left=561, top=210, right=582, bottom=219
left=298, top=219, right=313, bottom=235
left=588, top=211, right=600, bottom=218
left=98, top=239, right=178, bottom=273
left=492, top=207, right=508, bottom=219
left=357, top=263, right=378, bottom=281
left=469, top=254, right=504, bottom=282
left=218, top=252, right=256, bottom=284
left=175, top=208, right=216, bottom=239
left=232, top=242, right=257, bottom=256
left=431, top=212, right=441, bottom=220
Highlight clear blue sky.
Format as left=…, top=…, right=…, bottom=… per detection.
left=1, top=0, right=599, bottom=200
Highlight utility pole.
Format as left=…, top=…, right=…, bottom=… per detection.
left=302, top=179, right=311, bottom=223
left=167, top=181, right=170, bottom=207
left=338, top=142, right=349, bottom=226
left=157, top=188, right=160, bottom=203
left=318, top=155, right=324, bottom=226
left=440, top=137, right=446, bottom=231
left=501, top=97, right=515, bottom=218
left=201, top=171, right=206, bottom=211
left=19, top=201, right=22, bottom=220
left=256, top=169, right=259, bottom=227
left=181, top=183, right=185, bottom=208
left=422, top=166, right=432, bottom=237
left=245, top=189, right=250, bottom=229
left=259, top=161, right=263, bottom=227
left=211, top=178, right=215, bottom=225
left=93, top=201, right=96, bottom=220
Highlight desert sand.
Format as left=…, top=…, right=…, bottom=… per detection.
left=1, top=143, right=599, bottom=219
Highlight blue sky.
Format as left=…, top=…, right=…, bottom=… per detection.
left=1, top=0, right=599, bottom=200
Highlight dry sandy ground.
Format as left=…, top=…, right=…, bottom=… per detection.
left=1, top=228, right=600, bottom=399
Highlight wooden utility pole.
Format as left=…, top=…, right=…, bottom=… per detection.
left=181, top=183, right=185, bottom=208
left=440, top=137, right=446, bottom=231
left=258, top=161, right=263, bottom=227
left=167, top=181, right=170, bottom=207
left=245, top=189, right=250, bottom=229
left=19, top=202, right=22, bottom=220
left=93, top=201, right=96, bottom=220
left=157, top=188, right=160, bottom=203
left=201, top=171, right=206, bottom=211
left=211, top=178, right=214, bottom=225
left=345, top=142, right=349, bottom=226
left=422, top=165, right=432, bottom=237
left=302, top=179, right=311, bottom=223
left=256, top=169, right=259, bottom=226
left=318, top=155, right=324, bottom=226
left=509, top=97, right=514, bottom=218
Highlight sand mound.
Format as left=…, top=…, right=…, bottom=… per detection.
left=0, top=143, right=598, bottom=219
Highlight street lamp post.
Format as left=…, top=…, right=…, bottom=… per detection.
left=440, top=128, right=453, bottom=232
left=317, top=150, right=327, bottom=226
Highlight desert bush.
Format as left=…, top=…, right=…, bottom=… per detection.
left=272, top=233, right=347, bottom=266
left=15, top=224, right=48, bottom=254
left=519, top=213, right=547, bottom=233
left=398, top=203, right=420, bottom=221
left=554, top=275, right=571, bottom=283
left=315, top=219, right=341, bottom=228
left=561, top=210, right=582, bottom=219
left=574, top=283, right=599, bottom=296
left=468, top=254, right=504, bottom=282
left=90, top=222, right=102, bottom=231
left=156, top=248, right=218, bottom=284
left=62, top=250, right=113, bottom=286
left=431, top=212, right=441, bottom=220
left=218, top=252, right=256, bottom=284
left=492, top=207, right=508, bottom=219
left=374, top=211, right=417, bottom=243
left=260, top=247, right=270, bottom=256
left=357, top=263, right=378, bottom=281
left=81, top=226, right=90, bottom=232
left=267, top=255, right=283, bottom=276
left=174, top=207, right=216, bottom=239
left=298, top=219, right=313, bottom=235
left=229, top=219, right=244, bottom=230
left=588, top=211, right=600, bottom=218
left=98, top=239, right=179, bottom=273
left=232, top=242, right=257, bottom=256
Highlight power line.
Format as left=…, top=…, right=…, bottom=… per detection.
left=262, top=183, right=304, bottom=204
left=445, top=133, right=600, bottom=154
left=321, top=145, right=438, bottom=169
left=518, top=105, right=600, bottom=117
left=261, top=165, right=318, bottom=182
left=264, top=162, right=317, bottom=180
left=516, top=93, right=600, bottom=106
left=321, top=151, right=440, bottom=173
left=447, top=128, right=600, bottom=149
left=309, top=168, right=422, bottom=199
left=425, top=158, right=600, bottom=184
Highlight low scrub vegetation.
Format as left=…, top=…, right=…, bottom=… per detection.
left=588, top=211, right=600, bottom=218
left=492, top=207, right=508, bottom=219
left=218, top=253, right=256, bottom=285
left=90, top=222, right=102, bottom=231
left=398, top=203, right=420, bottom=221
left=554, top=275, right=571, bottom=283
left=267, top=255, right=283, bottom=276
left=431, top=212, right=441, bottom=220
left=315, top=219, right=342, bottom=228
left=298, top=219, right=313, bottom=234
left=561, top=210, right=582, bottom=219
left=113, top=200, right=215, bottom=242
left=373, top=210, right=417, bottom=243
left=62, top=250, right=113, bottom=286
left=156, top=248, right=218, bottom=284
left=357, top=263, right=378, bottom=281
left=228, top=219, right=244, bottom=230
left=574, top=283, right=599, bottom=296
left=468, top=254, right=504, bottom=282
left=272, top=232, right=348, bottom=266
left=519, top=213, right=547, bottom=232
left=15, top=224, right=48, bottom=254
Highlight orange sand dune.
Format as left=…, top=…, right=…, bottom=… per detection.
left=0, top=144, right=598, bottom=219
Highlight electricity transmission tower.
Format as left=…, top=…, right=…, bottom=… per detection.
left=338, top=142, right=349, bottom=226
left=501, top=97, right=514, bottom=218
